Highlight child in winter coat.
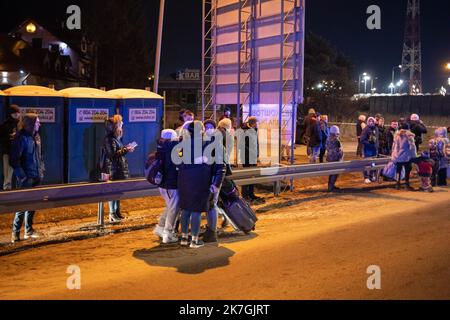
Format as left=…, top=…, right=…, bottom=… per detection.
left=429, top=127, right=450, bottom=187
left=326, top=126, right=344, bottom=192
left=411, top=152, right=435, bottom=192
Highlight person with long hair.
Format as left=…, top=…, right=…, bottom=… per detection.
left=10, top=114, right=45, bottom=243
left=102, top=115, right=135, bottom=222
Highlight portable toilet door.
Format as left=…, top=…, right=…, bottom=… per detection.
left=4, top=86, right=65, bottom=185
left=60, top=88, right=118, bottom=183
left=0, top=90, right=5, bottom=189
left=108, top=89, right=164, bottom=178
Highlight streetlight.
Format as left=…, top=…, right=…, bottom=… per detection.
left=363, top=75, right=371, bottom=93
left=397, top=80, right=404, bottom=94
left=358, top=72, right=368, bottom=93
left=389, top=83, right=396, bottom=94
left=392, top=65, right=402, bottom=93
left=445, top=62, right=450, bottom=71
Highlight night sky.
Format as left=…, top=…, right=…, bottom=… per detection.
left=1, top=0, right=449, bottom=92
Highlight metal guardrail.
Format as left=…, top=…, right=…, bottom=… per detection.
left=0, top=158, right=390, bottom=217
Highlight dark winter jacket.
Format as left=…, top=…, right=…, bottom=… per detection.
left=356, top=120, right=365, bottom=138
left=10, top=130, right=45, bottom=181
left=408, top=121, right=427, bottom=146
left=103, top=135, right=130, bottom=180
left=157, top=139, right=179, bottom=190
left=320, top=124, right=330, bottom=149
left=0, top=117, right=19, bottom=156
left=411, top=156, right=435, bottom=177
left=326, top=135, right=344, bottom=162
left=239, top=123, right=259, bottom=167
left=385, top=127, right=397, bottom=155
left=217, top=128, right=234, bottom=176
left=307, top=119, right=322, bottom=148
left=378, top=125, right=387, bottom=155
left=360, top=125, right=380, bottom=157
left=178, top=137, right=226, bottom=212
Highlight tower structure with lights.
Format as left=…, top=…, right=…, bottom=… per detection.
left=401, top=0, right=423, bottom=95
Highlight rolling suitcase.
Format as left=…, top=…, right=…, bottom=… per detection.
left=219, top=178, right=258, bottom=234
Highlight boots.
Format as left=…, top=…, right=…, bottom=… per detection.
left=202, top=227, right=218, bottom=243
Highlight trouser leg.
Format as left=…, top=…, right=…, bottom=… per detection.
left=437, top=168, right=448, bottom=186
left=190, top=212, right=202, bottom=237
left=24, top=211, right=36, bottom=234
left=181, top=210, right=192, bottom=235
left=163, top=190, right=180, bottom=233
left=3, top=155, right=13, bottom=191
left=207, top=192, right=219, bottom=232
left=12, top=212, right=25, bottom=234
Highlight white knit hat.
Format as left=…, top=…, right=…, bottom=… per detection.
left=411, top=114, right=420, bottom=121
left=330, top=125, right=340, bottom=135
left=161, top=129, right=178, bottom=141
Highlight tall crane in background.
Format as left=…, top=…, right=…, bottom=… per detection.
left=401, top=0, right=423, bottom=95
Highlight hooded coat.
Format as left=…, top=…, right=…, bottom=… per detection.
left=157, top=138, right=179, bottom=190
left=360, top=125, right=380, bottom=157
left=177, top=137, right=225, bottom=212
left=391, top=129, right=417, bottom=164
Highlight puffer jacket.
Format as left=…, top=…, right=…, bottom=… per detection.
left=326, top=135, right=344, bottom=162
left=429, top=137, right=450, bottom=170
left=238, top=123, right=259, bottom=167
left=391, top=129, right=417, bottom=164
left=361, top=125, right=380, bottom=157
left=103, top=135, right=130, bottom=180
left=157, top=139, right=179, bottom=190
left=177, top=137, right=226, bottom=212
left=10, top=130, right=45, bottom=180
left=409, top=121, right=427, bottom=146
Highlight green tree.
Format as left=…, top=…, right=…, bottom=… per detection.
left=80, top=0, right=154, bottom=89
left=304, top=32, right=355, bottom=97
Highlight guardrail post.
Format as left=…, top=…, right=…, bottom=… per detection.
left=274, top=181, right=281, bottom=197
left=97, top=202, right=105, bottom=228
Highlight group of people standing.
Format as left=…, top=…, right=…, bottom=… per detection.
left=356, top=113, right=449, bottom=191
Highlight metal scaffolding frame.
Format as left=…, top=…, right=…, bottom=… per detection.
left=202, top=0, right=305, bottom=163
left=202, top=0, right=218, bottom=122
left=279, top=0, right=302, bottom=165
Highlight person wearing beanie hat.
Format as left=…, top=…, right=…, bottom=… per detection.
left=326, top=126, right=344, bottom=192
left=161, top=129, right=178, bottom=141
left=356, top=115, right=367, bottom=158
left=10, top=114, right=45, bottom=243
left=0, top=105, right=21, bottom=190
left=408, top=113, right=427, bottom=151
left=360, top=117, right=380, bottom=183
left=429, top=127, right=449, bottom=187
left=411, top=151, right=435, bottom=192
left=177, top=120, right=226, bottom=248
left=153, top=129, right=181, bottom=244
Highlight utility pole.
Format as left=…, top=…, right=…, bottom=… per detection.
left=154, top=0, right=165, bottom=94
left=401, top=0, right=422, bottom=94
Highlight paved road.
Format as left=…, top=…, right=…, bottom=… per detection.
left=0, top=185, right=449, bottom=300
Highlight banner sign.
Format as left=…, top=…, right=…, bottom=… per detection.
left=76, top=109, right=109, bottom=123
left=19, top=107, right=56, bottom=123
left=129, top=108, right=157, bottom=123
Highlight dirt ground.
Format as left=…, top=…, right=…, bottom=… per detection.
left=0, top=142, right=449, bottom=300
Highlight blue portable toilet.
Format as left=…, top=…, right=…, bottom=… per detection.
left=60, top=88, right=118, bottom=183
left=4, top=86, right=65, bottom=185
left=108, top=89, right=164, bottom=178
left=0, top=90, right=5, bottom=188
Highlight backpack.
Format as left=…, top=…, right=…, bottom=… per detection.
left=145, top=152, right=164, bottom=186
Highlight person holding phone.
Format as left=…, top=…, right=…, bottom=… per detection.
left=103, top=115, right=135, bottom=222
